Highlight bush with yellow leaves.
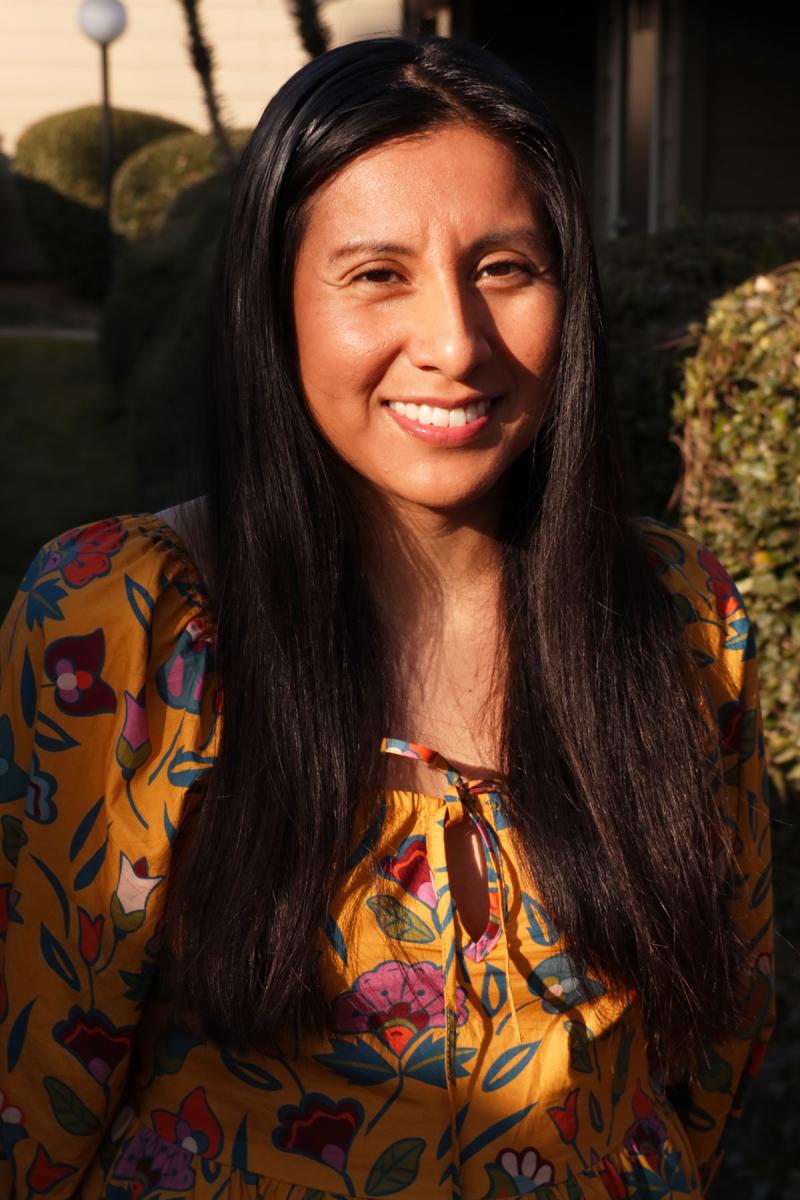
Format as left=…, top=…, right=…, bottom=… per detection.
left=675, top=263, right=800, bottom=798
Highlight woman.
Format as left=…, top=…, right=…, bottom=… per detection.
left=0, top=36, right=773, bottom=1200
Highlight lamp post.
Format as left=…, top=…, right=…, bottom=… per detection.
left=77, top=0, right=128, bottom=225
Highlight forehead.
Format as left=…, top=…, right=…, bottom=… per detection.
left=300, top=124, right=540, bottom=249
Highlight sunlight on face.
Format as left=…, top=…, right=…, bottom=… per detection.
left=292, top=123, right=563, bottom=514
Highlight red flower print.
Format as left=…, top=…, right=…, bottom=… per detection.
left=152, top=1086, right=223, bottom=1157
left=52, top=1006, right=135, bottom=1085
left=698, top=547, right=743, bottom=619
left=597, top=1154, right=627, bottom=1200
left=78, top=908, right=104, bottom=965
left=57, top=517, right=127, bottom=588
left=332, top=960, right=467, bottom=1055
left=43, top=629, right=116, bottom=717
left=623, top=1085, right=667, bottom=1172
left=26, top=1144, right=76, bottom=1193
left=548, top=1086, right=580, bottom=1145
left=273, top=1092, right=363, bottom=1174
left=0, top=884, right=22, bottom=939
left=379, top=836, right=437, bottom=908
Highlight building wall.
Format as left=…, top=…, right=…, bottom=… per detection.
left=0, top=0, right=403, bottom=155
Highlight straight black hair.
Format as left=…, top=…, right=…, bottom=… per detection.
left=165, top=35, right=744, bottom=1079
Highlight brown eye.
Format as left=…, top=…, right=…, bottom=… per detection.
left=478, top=260, right=533, bottom=279
left=353, top=269, right=401, bottom=284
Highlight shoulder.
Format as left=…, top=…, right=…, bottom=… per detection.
left=4, top=511, right=212, bottom=663
left=1, top=512, right=218, bottom=837
left=633, top=516, right=757, bottom=696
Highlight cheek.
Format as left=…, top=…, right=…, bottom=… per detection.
left=296, top=299, right=397, bottom=404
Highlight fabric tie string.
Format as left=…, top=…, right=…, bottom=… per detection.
left=379, top=738, right=523, bottom=1192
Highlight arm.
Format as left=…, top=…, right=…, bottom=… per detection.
left=0, top=518, right=217, bottom=1197
left=646, top=526, right=775, bottom=1190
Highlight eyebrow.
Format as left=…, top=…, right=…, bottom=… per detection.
left=327, top=228, right=551, bottom=264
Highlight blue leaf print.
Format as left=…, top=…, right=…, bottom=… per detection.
left=221, top=1048, right=282, bottom=1091
left=480, top=963, right=507, bottom=1017
left=24, top=752, right=58, bottom=822
left=125, top=573, right=155, bottom=636
left=365, top=1137, right=426, bottom=1196
left=482, top=1041, right=540, bottom=1092
left=314, top=1039, right=397, bottom=1087
left=21, top=648, right=37, bottom=727
left=521, top=893, right=558, bottom=946
left=69, top=795, right=104, bottom=862
left=7, top=998, right=35, bottom=1071
left=458, top=1102, right=537, bottom=1165
left=167, top=746, right=216, bottom=787
left=34, top=712, right=79, bottom=754
left=31, top=854, right=70, bottom=936
left=436, top=1102, right=469, bottom=1159
left=324, top=914, right=348, bottom=966
left=346, top=797, right=387, bottom=871
left=0, top=716, right=28, bottom=803
left=404, top=1033, right=476, bottom=1088
left=74, top=832, right=109, bottom=890
left=527, top=953, right=605, bottom=1013
left=25, top=579, right=67, bottom=630
left=40, top=924, right=81, bottom=991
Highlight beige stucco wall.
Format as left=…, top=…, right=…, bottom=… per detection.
left=0, top=0, right=403, bottom=155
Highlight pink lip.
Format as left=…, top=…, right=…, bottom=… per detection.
left=384, top=400, right=497, bottom=446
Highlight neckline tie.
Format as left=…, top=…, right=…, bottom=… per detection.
left=379, top=737, right=524, bottom=1195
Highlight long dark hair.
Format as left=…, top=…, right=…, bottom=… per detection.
left=165, top=35, right=743, bottom=1077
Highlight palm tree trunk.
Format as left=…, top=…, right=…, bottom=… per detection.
left=177, top=0, right=235, bottom=172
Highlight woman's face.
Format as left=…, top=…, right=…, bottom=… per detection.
left=292, top=123, right=563, bottom=513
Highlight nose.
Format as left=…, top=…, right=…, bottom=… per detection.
left=405, top=277, right=492, bottom=381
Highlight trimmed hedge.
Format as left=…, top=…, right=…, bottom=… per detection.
left=100, top=172, right=233, bottom=506
left=674, top=263, right=800, bottom=798
left=14, top=106, right=191, bottom=209
left=12, top=106, right=193, bottom=296
left=599, top=219, right=800, bottom=520
left=112, top=128, right=251, bottom=239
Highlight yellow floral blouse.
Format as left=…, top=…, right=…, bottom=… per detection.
left=0, top=513, right=774, bottom=1199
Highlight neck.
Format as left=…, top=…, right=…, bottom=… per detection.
left=356, top=482, right=505, bottom=626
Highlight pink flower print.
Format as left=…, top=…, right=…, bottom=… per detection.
left=113, top=1127, right=195, bottom=1192
left=332, top=960, right=467, bottom=1055
left=152, top=1087, right=223, bottom=1157
left=44, top=629, right=116, bottom=717
left=116, top=688, right=152, bottom=780
left=623, top=1086, right=668, bottom=1173
left=496, top=1146, right=555, bottom=1191
left=379, top=836, right=437, bottom=908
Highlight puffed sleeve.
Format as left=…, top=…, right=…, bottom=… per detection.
left=0, top=515, right=219, bottom=1197
left=639, top=521, right=775, bottom=1191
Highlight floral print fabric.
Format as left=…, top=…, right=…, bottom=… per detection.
left=0, top=513, right=774, bottom=1199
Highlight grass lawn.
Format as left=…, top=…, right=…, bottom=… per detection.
left=0, top=335, right=139, bottom=614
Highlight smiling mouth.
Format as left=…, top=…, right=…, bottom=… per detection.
left=385, top=397, right=495, bottom=428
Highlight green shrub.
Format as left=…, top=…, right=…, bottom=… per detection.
left=14, top=106, right=191, bottom=209
left=12, top=106, right=192, bottom=296
left=100, top=172, right=232, bottom=505
left=111, top=128, right=251, bottom=239
left=674, top=263, right=800, bottom=798
left=599, top=218, right=800, bottom=520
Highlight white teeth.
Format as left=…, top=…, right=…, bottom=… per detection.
left=388, top=398, right=494, bottom=426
